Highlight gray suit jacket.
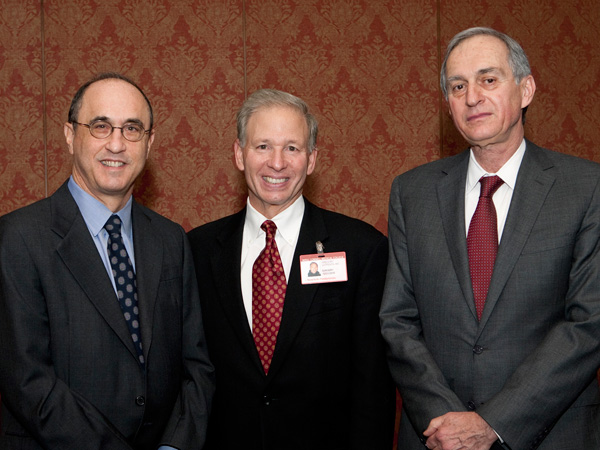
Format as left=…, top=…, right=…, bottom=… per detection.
left=0, top=181, right=215, bottom=450
left=381, top=141, right=600, bottom=450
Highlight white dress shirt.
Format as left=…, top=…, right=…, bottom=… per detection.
left=240, top=196, right=305, bottom=329
left=465, top=139, right=527, bottom=242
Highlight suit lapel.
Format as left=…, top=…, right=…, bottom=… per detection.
left=437, top=152, right=477, bottom=318
left=212, top=210, right=265, bottom=373
left=52, top=183, right=139, bottom=360
left=211, top=205, right=325, bottom=379
left=479, top=142, right=556, bottom=328
left=131, top=203, right=162, bottom=363
left=267, top=201, right=322, bottom=379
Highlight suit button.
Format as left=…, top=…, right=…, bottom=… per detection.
left=467, top=401, right=476, bottom=411
left=473, top=345, right=484, bottom=354
left=263, top=395, right=271, bottom=406
left=135, top=395, right=145, bottom=406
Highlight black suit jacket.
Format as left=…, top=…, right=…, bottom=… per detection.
left=187, top=200, right=395, bottom=450
left=0, top=181, right=215, bottom=450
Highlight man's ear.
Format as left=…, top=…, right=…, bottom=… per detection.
left=64, top=122, right=75, bottom=155
left=307, top=148, right=318, bottom=176
left=234, top=139, right=245, bottom=171
left=145, top=129, right=155, bottom=159
left=520, top=74, right=536, bottom=109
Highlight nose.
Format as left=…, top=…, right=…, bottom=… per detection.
left=465, top=84, right=484, bottom=106
left=267, top=148, right=286, bottom=170
left=105, top=127, right=127, bottom=153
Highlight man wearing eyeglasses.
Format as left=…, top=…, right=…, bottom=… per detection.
left=0, top=72, right=214, bottom=450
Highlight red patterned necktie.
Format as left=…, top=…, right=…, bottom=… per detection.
left=467, top=175, right=504, bottom=320
left=252, top=220, right=287, bottom=374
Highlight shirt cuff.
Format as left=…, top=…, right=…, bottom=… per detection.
left=493, top=428, right=504, bottom=443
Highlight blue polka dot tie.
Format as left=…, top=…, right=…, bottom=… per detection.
left=104, top=214, right=144, bottom=369
left=467, top=176, right=504, bottom=320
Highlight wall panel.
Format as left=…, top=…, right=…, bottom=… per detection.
left=2, top=0, right=599, bottom=224
left=3, top=1, right=598, bottom=228
left=0, top=0, right=44, bottom=216
left=439, top=0, right=600, bottom=163
left=244, top=0, right=440, bottom=231
left=41, top=0, right=247, bottom=230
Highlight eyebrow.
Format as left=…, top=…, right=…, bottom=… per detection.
left=252, top=138, right=305, bottom=146
left=477, top=67, right=502, bottom=76
left=89, top=116, right=145, bottom=126
left=447, top=67, right=502, bottom=84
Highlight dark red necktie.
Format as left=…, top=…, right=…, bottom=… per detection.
left=467, top=175, right=504, bottom=320
left=252, top=220, right=287, bottom=374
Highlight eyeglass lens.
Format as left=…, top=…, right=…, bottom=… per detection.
left=89, top=121, right=146, bottom=142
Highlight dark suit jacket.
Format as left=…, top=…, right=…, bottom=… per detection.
left=381, top=141, right=600, bottom=450
left=187, top=200, right=395, bottom=450
left=0, top=181, right=215, bottom=450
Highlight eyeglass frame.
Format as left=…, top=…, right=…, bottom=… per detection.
left=71, top=120, right=152, bottom=142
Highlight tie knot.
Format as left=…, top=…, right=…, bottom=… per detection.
left=261, top=220, right=277, bottom=239
left=479, top=175, right=504, bottom=198
left=104, top=214, right=122, bottom=236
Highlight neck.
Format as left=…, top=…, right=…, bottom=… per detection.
left=71, top=173, right=133, bottom=213
left=471, top=138, right=523, bottom=173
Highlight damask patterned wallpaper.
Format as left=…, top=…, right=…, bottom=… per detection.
left=1, top=0, right=600, bottom=440
left=1, top=0, right=599, bottom=233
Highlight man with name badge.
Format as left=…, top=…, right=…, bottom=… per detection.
left=188, top=88, right=395, bottom=450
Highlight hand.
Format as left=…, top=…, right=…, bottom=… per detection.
left=423, top=412, right=498, bottom=450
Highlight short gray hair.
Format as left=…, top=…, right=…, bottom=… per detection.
left=440, top=27, right=532, bottom=100
left=236, top=88, right=318, bottom=152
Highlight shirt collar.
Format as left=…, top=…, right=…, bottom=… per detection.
left=245, top=196, right=305, bottom=247
left=466, top=139, right=526, bottom=194
left=67, top=176, right=134, bottom=237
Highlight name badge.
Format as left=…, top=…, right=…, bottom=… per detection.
left=300, top=252, right=347, bottom=284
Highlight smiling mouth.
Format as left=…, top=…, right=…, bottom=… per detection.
left=263, top=176, right=288, bottom=184
left=102, top=161, right=125, bottom=167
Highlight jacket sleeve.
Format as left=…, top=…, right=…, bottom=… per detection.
left=349, top=233, right=397, bottom=450
left=476, top=173, right=600, bottom=448
left=158, top=226, right=215, bottom=449
left=380, top=177, right=467, bottom=439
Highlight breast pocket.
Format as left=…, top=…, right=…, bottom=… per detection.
left=520, top=232, right=573, bottom=255
left=305, top=282, right=348, bottom=316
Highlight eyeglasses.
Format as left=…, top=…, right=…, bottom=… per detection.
left=72, top=120, right=151, bottom=142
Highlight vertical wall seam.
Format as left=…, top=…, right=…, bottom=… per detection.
left=40, top=0, right=48, bottom=197
left=242, top=0, right=247, bottom=99
left=436, top=0, right=443, bottom=159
